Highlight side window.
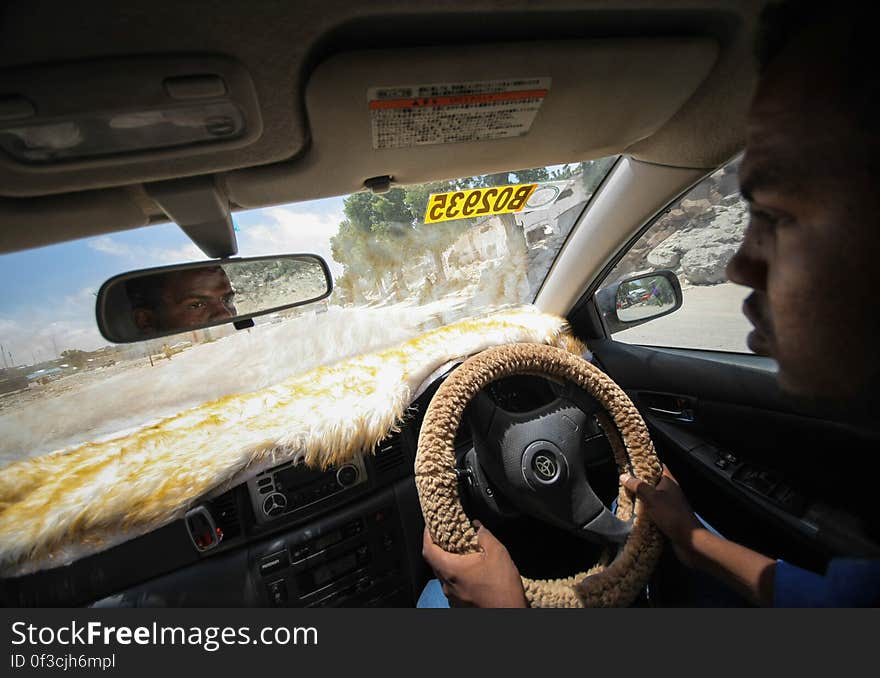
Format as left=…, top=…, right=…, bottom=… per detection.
left=598, top=156, right=753, bottom=353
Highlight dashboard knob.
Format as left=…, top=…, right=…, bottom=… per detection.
left=336, top=464, right=359, bottom=487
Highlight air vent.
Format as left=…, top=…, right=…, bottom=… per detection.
left=211, top=490, right=242, bottom=539
left=374, top=435, right=406, bottom=477
left=259, top=460, right=292, bottom=477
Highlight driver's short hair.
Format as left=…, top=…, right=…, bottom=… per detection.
left=125, top=273, right=167, bottom=311
left=756, top=1, right=879, bottom=138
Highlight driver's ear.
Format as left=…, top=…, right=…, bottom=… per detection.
left=132, top=308, right=156, bottom=333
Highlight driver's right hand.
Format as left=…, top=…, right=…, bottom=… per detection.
left=422, top=521, right=528, bottom=608
left=620, top=466, right=703, bottom=567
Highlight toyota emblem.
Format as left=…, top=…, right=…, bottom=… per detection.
left=533, top=453, right=558, bottom=481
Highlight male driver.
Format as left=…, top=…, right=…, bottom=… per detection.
left=127, top=265, right=237, bottom=336
left=422, top=1, right=880, bottom=607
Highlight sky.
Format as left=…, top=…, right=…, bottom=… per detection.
left=0, top=195, right=347, bottom=367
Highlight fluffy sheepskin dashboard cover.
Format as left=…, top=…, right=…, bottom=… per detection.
left=0, top=307, right=583, bottom=577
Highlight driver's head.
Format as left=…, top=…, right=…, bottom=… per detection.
left=726, top=1, right=880, bottom=400
left=128, top=266, right=237, bottom=335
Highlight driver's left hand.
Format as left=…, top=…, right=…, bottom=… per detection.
left=422, top=521, right=528, bottom=608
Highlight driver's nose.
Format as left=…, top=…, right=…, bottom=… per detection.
left=725, top=219, right=768, bottom=291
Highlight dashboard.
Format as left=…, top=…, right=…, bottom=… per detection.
left=5, top=347, right=875, bottom=609
left=1, top=398, right=431, bottom=608
left=0, top=370, right=621, bottom=608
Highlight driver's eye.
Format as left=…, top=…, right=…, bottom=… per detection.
left=748, top=206, right=788, bottom=230
left=188, top=301, right=207, bottom=310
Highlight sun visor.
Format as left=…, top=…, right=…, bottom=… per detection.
left=0, top=188, right=151, bottom=253
left=226, top=38, right=719, bottom=208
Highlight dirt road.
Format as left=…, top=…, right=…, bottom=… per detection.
left=614, top=282, right=753, bottom=352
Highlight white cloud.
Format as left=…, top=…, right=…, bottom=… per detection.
left=63, top=286, right=98, bottom=309
left=0, top=317, right=106, bottom=366
left=0, top=286, right=107, bottom=366
left=148, top=242, right=206, bottom=265
left=0, top=316, right=18, bottom=335
left=237, top=207, right=344, bottom=277
left=88, top=236, right=133, bottom=258
left=86, top=209, right=345, bottom=272
left=86, top=233, right=208, bottom=266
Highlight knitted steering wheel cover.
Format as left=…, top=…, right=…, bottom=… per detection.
left=414, top=342, right=664, bottom=608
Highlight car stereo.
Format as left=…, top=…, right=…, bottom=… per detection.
left=254, top=500, right=410, bottom=608
left=246, top=455, right=368, bottom=524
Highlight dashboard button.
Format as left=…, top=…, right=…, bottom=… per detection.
left=336, top=465, right=359, bottom=487
left=259, top=550, right=289, bottom=576
left=342, top=520, right=363, bottom=537
left=267, top=580, right=288, bottom=606
left=291, top=544, right=311, bottom=561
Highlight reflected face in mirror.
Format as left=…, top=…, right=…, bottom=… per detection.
left=101, top=255, right=332, bottom=343
left=127, top=266, right=237, bottom=335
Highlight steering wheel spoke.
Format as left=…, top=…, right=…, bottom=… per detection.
left=580, top=506, right=632, bottom=544
left=467, top=388, right=624, bottom=545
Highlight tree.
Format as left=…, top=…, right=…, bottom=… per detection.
left=343, top=188, right=414, bottom=235
left=404, top=179, right=475, bottom=284
left=476, top=169, right=539, bottom=273
left=508, top=167, right=550, bottom=184
left=330, top=165, right=558, bottom=306
left=550, top=163, right=576, bottom=180
left=331, top=219, right=402, bottom=300
left=578, top=157, right=617, bottom=195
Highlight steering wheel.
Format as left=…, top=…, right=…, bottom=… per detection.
left=415, top=342, right=664, bottom=607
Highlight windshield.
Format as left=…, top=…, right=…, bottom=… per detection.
left=0, top=157, right=617, bottom=466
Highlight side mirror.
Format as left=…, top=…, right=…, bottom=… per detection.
left=96, top=254, right=333, bottom=343
left=594, top=270, right=682, bottom=334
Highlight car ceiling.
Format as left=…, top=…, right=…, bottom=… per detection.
left=0, top=0, right=765, bottom=254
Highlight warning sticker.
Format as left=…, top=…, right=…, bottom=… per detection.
left=368, top=78, right=550, bottom=150
left=423, top=184, right=538, bottom=224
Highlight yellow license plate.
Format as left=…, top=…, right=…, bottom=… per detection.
left=423, top=184, right=538, bottom=224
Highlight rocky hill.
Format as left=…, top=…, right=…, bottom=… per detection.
left=608, top=160, right=746, bottom=286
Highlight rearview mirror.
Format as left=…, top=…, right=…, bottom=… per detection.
left=96, top=254, right=333, bottom=343
left=594, top=270, right=682, bottom=334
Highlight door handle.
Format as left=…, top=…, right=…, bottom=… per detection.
left=646, top=406, right=694, bottom=422
left=640, top=393, right=696, bottom=423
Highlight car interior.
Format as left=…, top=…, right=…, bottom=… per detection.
left=1, top=0, right=879, bottom=608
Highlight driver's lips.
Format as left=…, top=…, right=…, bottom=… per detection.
left=742, top=292, right=774, bottom=357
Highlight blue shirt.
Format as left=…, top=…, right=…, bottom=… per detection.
left=774, top=558, right=880, bottom=607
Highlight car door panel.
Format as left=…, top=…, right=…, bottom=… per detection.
left=590, top=339, right=880, bottom=572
